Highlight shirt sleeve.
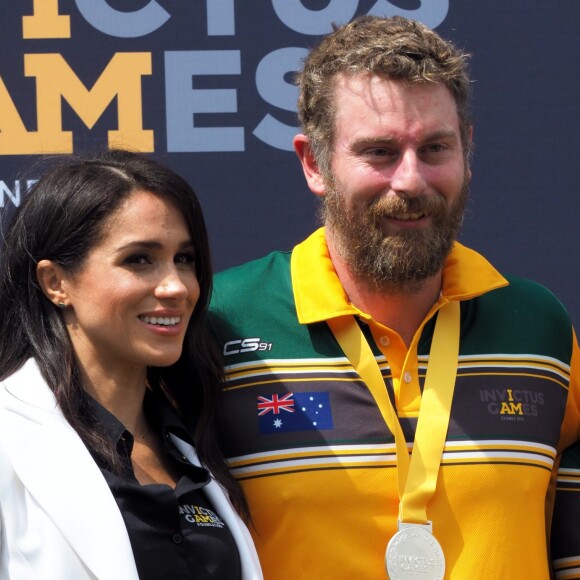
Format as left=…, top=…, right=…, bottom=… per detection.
left=551, top=332, right=580, bottom=578
left=552, top=440, right=580, bottom=578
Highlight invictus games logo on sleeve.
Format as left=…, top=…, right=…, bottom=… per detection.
left=479, top=388, right=544, bottom=420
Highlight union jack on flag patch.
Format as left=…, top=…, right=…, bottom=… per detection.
left=257, top=393, right=295, bottom=415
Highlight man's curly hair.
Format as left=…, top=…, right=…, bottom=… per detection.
left=296, top=15, right=472, bottom=175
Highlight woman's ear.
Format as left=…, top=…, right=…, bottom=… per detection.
left=293, top=134, right=327, bottom=197
left=36, top=260, right=69, bottom=308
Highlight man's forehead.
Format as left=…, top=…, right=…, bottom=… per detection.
left=331, top=74, right=459, bottom=126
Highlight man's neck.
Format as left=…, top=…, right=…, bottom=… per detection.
left=328, top=243, right=443, bottom=347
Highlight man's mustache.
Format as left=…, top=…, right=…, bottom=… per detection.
left=368, top=194, right=448, bottom=220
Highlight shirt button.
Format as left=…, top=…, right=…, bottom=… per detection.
left=379, top=335, right=390, bottom=347
left=172, top=533, right=183, bottom=544
left=403, top=372, right=412, bottom=383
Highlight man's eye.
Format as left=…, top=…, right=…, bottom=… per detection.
left=424, top=143, right=446, bottom=153
left=362, top=147, right=395, bottom=160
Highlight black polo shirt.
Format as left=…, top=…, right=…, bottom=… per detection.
left=87, top=391, right=241, bottom=580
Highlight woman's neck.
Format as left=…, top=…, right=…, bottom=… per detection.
left=81, top=362, right=149, bottom=434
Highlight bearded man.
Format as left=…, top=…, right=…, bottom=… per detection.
left=209, top=15, right=580, bottom=579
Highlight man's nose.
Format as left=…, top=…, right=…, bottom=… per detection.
left=390, top=151, right=427, bottom=197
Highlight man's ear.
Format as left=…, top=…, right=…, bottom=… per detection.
left=293, top=134, right=326, bottom=197
left=36, top=260, right=70, bottom=308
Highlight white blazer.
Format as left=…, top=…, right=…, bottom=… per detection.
left=0, top=359, right=263, bottom=580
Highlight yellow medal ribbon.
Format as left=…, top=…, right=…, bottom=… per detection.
left=327, top=299, right=460, bottom=525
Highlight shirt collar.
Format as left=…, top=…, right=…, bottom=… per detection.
left=88, top=396, right=129, bottom=450
left=291, top=227, right=509, bottom=325
left=88, top=388, right=194, bottom=452
left=87, top=390, right=209, bottom=486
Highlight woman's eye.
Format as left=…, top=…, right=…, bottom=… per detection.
left=124, top=254, right=151, bottom=265
left=175, top=252, right=195, bottom=265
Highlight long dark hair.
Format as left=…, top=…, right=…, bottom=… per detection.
left=0, top=149, right=248, bottom=518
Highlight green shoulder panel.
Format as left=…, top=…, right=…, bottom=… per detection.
left=209, top=250, right=339, bottom=362
left=210, top=255, right=575, bottom=367
left=459, top=275, right=574, bottom=362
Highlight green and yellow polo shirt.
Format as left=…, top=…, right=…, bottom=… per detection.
left=210, top=227, right=580, bottom=580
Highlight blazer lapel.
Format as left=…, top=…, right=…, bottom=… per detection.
left=0, top=360, right=139, bottom=580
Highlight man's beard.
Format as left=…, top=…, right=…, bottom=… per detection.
left=322, top=177, right=469, bottom=294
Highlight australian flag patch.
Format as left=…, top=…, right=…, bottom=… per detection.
left=257, top=392, right=334, bottom=434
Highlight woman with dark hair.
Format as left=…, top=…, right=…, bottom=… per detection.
left=0, top=149, right=262, bottom=579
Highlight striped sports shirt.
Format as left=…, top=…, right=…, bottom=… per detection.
left=552, top=441, right=580, bottom=579
left=209, top=228, right=580, bottom=579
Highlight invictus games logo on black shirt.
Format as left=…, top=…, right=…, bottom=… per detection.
left=179, top=505, right=225, bottom=528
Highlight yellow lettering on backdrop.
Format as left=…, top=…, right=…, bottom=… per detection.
left=24, top=52, right=154, bottom=153
left=23, top=0, right=71, bottom=39
left=0, top=77, right=45, bottom=154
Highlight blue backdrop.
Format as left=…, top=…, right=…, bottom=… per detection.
left=1, top=1, right=578, bottom=327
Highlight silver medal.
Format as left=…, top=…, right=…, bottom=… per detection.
left=385, top=523, right=445, bottom=579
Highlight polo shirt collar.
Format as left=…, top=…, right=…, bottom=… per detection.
left=291, top=227, right=508, bottom=325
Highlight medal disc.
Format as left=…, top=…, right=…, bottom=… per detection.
left=385, top=525, right=445, bottom=579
